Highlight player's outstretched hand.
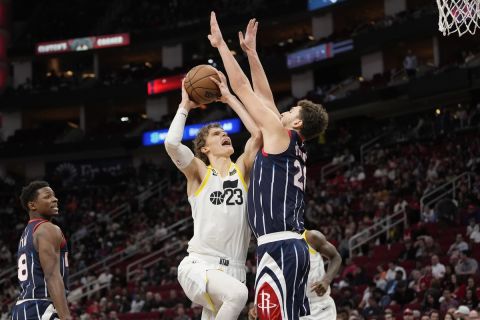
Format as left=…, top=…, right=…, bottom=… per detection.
left=210, top=71, right=232, bottom=103
left=311, top=279, right=330, bottom=297
left=180, top=79, right=204, bottom=111
left=208, top=12, right=224, bottom=48
left=248, top=307, right=257, bottom=320
left=239, top=18, right=258, bottom=54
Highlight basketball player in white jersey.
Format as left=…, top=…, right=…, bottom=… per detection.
left=165, top=72, right=261, bottom=320
left=249, top=229, right=341, bottom=320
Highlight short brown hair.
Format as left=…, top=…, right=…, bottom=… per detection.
left=193, top=123, right=222, bottom=165
left=297, top=100, right=328, bottom=140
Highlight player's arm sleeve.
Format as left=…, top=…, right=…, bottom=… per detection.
left=37, top=224, right=71, bottom=319
left=164, top=107, right=195, bottom=169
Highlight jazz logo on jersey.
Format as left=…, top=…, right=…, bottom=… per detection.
left=209, top=180, right=243, bottom=205
left=257, top=283, right=281, bottom=320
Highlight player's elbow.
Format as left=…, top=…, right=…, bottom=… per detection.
left=251, top=128, right=262, bottom=141
left=333, top=251, right=342, bottom=264
left=44, top=269, right=60, bottom=282
left=230, top=77, right=251, bottom=95
left=164, top=141, right=178, bottom=154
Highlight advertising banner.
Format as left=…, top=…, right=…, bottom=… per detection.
left=36, top=33, right=130, bottom=55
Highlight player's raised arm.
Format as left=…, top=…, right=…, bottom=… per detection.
left=210, top=71, right=262, bottom=180
left=239, top=18, right=279, bottom=117
left=36, top=223, right=71, bottom=320
left=208, top=12, right=290, bottom=154
left=305, top=230, right=342, bottom=297
left=165, top=81, right=206, bottom=187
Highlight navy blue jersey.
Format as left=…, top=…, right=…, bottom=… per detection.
left=248, top=130, right=307, bottom=237
left=16, top=219, right=69, bottom=300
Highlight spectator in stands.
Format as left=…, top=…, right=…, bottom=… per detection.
left=362, top=297, right=383, bottom=318
left=387, top=261, right=407, bottom=281
left=359, top=282, right=377, bottom=309
left=422, top=205, right=437, bottom=223
left=174, top=304, right=191, bottom=320
left=422, top=292, right=440, bottom=312
left=440, top=289, right=460, bottom=313
left=152, top=293, right=166, bottom=311
left=461, top=289, right=478, bottom=310
left=130, top=293, right=145, bottom=313
left=403, top=50, right=418, bottom=78
left=454, top=305, right=470, bottom=320
left=107, top=311, right=119, bottom=320
left=425, top=236, right=442, bottom=257
left=386, top=270, right=405, bottom=295
left=448, top=234, right=469, bottom=255
left=400, top=239, right=417, bottom=261
left=432, top=255, right=447, bottom=279
left=469, top=310, right=480, bottom=320
left=142, top=292, right=156, bottom=312
left=429, top=310, right=440, bottom=320
left=191, top=305, right=202, bottom=320
left=403, top=308, right=415, bottom=320
left=391, top=281, right=417, bottom=306
left=468, top=224, right=480, bottom=243
left=455, top=251, right=479, bottom=276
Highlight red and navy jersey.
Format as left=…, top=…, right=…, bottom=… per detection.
left=248, top=130, right=307, bottom=238
left=16, top=219, right=69, bottom=300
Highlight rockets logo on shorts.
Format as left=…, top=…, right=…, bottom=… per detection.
left=257, top=282, right=281, bottom=320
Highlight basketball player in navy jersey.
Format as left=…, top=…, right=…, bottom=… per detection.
left=11, top=181, right=70, bottom=320
left=209, top=12, right=329, bottom=319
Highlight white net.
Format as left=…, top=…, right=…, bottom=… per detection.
left=436, top=0, right=480, bottom=36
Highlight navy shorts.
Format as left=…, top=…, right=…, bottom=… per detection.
left=255, top=238, right=310, bottom=320
left=11, top=300, right=58, bottom=320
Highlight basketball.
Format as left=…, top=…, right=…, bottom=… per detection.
left=184, top=65, right=221, bottom=104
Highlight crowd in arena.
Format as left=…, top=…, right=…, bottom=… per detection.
left=1, top=106, right=479, bottom=320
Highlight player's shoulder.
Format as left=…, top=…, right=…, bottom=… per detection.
left=34, top=221, right=62, bottom=237
left=305, top=229, right=326, bottom=244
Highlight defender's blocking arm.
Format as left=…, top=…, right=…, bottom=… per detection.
left=209, top=12, right=289, bottom=154
left=239, top=18, right=279, bottom=117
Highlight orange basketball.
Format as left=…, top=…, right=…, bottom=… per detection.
left=184, top=65, right=221, bottom=104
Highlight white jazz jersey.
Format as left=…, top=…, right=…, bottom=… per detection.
left=188, top=163, right=251, bottom=262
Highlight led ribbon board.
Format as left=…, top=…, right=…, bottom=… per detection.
left=142, top=118, right=242, bottom=146
left=36, top=33, right=130, bottom=55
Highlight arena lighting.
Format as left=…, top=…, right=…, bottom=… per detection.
left=35, top=33, right=130, bottom=55
left=308, top=0, right=345, bottom=11
left=142, top=118, right=242, bottom=146
left=147, top=74, right=185, bottom=96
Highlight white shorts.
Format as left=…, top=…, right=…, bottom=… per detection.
left=301, top=296, right=337, bottom=320
left=177, top=253, right=246, bottom=319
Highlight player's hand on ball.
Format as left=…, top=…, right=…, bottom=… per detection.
left=239, top=18, right=258, bottom=53
left=208, top=12, right=224, bottom=48
left=311, top=279, right=330, bottom=297
left=180, top=79, right=204, bottom=111
left=248, top=307, right=257, bottom=320
left=209, top=71, right=232, bottom=103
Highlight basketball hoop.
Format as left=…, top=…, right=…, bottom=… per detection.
left=436, top=0, right=480, bottom=36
